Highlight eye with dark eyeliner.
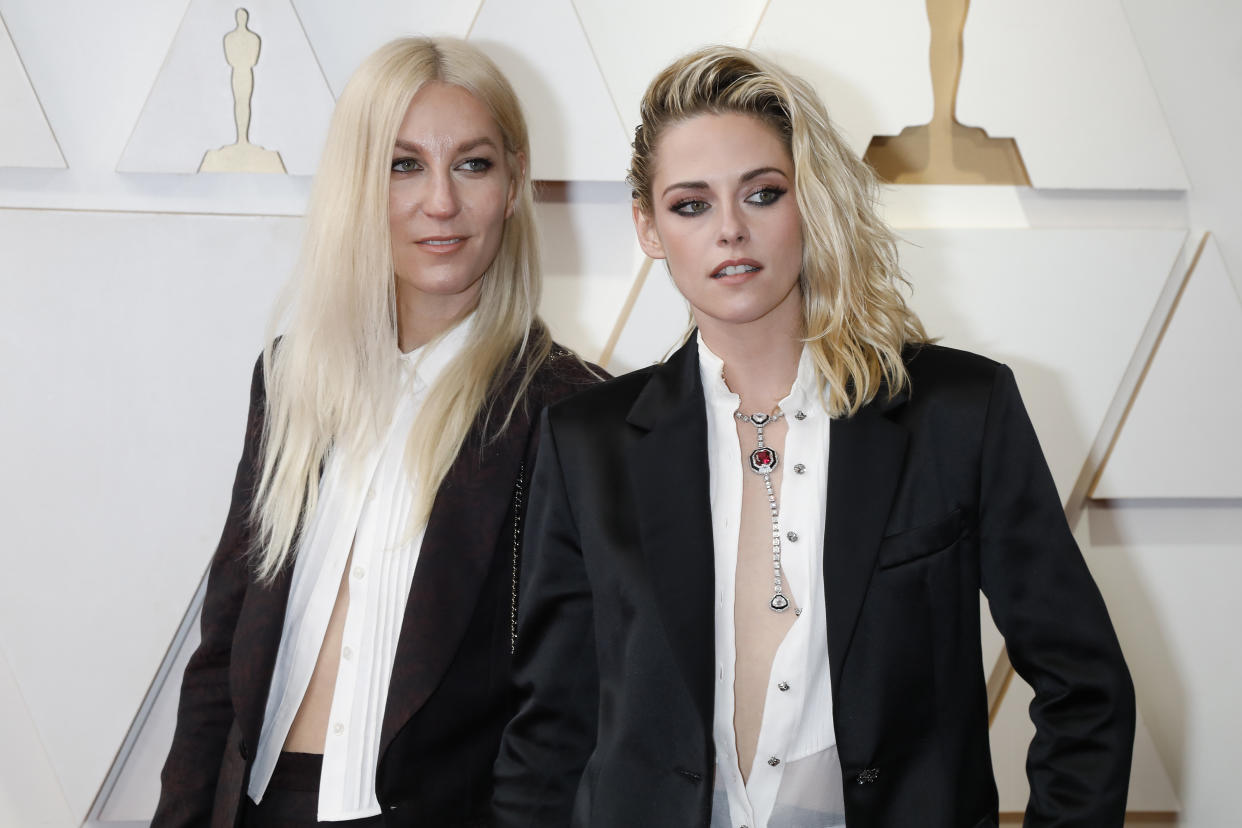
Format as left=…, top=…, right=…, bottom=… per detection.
left=671, top=198, right=710, bottom=216
left=744, top=185, right=787, bottom=206
left=391, top=157, right=419, bottom=173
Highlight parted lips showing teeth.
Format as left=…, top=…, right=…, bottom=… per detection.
left=420, top=238, right=463, bottom=245
left=712, top=263, right=760, bottom=278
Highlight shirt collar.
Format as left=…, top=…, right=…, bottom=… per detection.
left=399, top=312, right=476, bottom=390
left=695, top=331, right=826, bottom=416
left=696, top=333, right=740, bottom=409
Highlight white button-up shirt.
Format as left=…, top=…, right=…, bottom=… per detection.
left=698, top=335, right=846, bottom=828
left=249, top=318, right=473, bottom=820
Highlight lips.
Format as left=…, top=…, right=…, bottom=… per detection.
left=711, top=258, right=762, bottom=279
left=415, top=235, right=467, bottom=253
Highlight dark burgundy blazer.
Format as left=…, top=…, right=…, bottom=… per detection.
left=153, top=344, right=600, bottom=828
left=493, top=338, right=1135, bottom=827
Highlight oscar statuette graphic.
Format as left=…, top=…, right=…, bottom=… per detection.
left=199, top=7, right=286, bottom=173
left=865, top=0, right=1027, bottom=185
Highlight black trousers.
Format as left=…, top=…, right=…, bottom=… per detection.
left=243, top=753, right=384, bottom=828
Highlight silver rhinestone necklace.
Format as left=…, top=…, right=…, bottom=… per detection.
left=734, top=408, right=789, bottom=612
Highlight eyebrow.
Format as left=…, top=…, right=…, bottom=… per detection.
left=660, top=166, right=788, bottom=198
left=392, top=136, right=499, bottom=155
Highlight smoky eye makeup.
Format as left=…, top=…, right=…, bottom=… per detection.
left=744, top=185, right=788, bottom=206
left=670, top=197, right=711, bottom=216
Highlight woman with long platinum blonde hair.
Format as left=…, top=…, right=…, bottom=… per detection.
left=495, top=46, right=1133, bottom=827
left=155, top=37, right=598, bottom=828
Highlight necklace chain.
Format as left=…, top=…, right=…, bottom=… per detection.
left=735, top=408, right=789, bottom=613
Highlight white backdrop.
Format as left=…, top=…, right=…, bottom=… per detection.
left=1, top=1, right=1239, bottom=826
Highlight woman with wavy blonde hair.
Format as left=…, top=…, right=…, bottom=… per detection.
left=154, top=37, right=598, bottom=828
left=495, top=46, right=1132, bottom=827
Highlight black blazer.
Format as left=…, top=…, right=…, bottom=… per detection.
left=493, top=338, right=1135, bottom=828
left=153, top=345, right=599, bottom=828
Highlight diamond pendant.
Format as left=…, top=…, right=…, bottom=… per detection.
left=770, top=594, right=789, bottom=612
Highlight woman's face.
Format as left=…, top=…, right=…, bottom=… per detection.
left=633, top=112, right=803, bottom=337
left=388, top=82, right=518, bottom=316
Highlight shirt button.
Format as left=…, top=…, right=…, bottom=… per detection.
left=794, top=410, right=807, bottom=420
left=366, top=487, right=375, bottom=501
left=778, top=681, right=790, bottom=691
left=786, top=531, right=798, bottom=542
left=352, top=565, right=365, bottom=579
left=767, top=756, right=781, bottom=767
left=333, top=722, right=344, bottom=735
left=793, top=464, right=806, bottom=474
left=342, top=646, right=353, bottom=661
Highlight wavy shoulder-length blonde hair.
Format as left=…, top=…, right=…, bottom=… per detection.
left=252, top=37, right=550, bottom=581
left=628, top=46, right=928, bottom=417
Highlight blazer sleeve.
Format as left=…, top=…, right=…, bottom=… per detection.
left=493, top=411, right=600, bottom=828
left=978, top=365, right=1136, bottom=826
left=151, top=356, right=266, bottom=828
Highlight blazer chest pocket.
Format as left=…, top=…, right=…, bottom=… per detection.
left=878, top=506, right=968, bottom=569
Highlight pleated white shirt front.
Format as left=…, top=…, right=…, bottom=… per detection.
left=249, top=319, right=472, bottom=820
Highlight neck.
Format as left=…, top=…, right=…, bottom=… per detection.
left=699, top=316, right=803, bottom=414
left=395, top=285, right=480, bottom=352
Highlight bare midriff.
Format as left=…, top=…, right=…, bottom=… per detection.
left=283, top=548, right=354, bottom=754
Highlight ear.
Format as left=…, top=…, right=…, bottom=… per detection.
left=506, top=151, right=526, bottom=219
left=632, top=201, right=666, bottom=260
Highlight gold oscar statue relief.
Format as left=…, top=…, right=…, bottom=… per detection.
left=864, top=0, right=1028, bottom=185
left=199, top=7, right=286, bottom=173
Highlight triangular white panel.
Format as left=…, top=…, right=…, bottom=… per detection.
left=1094, top=237, right=1242, bottom=498
left=0, top=14, right=64, bottom=168
left=0, top=648, right=76, bottom=828
left=93, top=585, right=205, bottom=821
left=956, top=1, right=1188, bottom=189
left=902, top=228, right=1184, bottom=503
left=293, top=0, right=483, bottom=96
left=605, top=254, right=693, bottom=375
left=0, top=209, right=297, bottom=819
left=118, top=0, right=334, bottom=174
left=751, top=0, right=933, bottom=157
left=572, top=0, right=768, bottom=136
left=990, top=674, right=1179, bottom=813
left=535, top=187, right=649, bottom=361
left=470, top=0, right=631, bottom=181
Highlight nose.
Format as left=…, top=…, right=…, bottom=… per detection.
left=716, top=200, right=747, bottom=246
left=421, top=170, right=461, bottom=219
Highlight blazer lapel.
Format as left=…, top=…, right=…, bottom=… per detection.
left=824, top=393, right=908, bottom=694
left=627, top=339, right=717, bottom=732
left=379, top=382, right=532, bottom=753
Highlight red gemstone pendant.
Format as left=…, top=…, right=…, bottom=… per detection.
left=749, top=447, right=778, bottom=474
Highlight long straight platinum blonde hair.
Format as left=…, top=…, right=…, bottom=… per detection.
left=252, top=37, right=550, bottom=581
left=629, top=46, right=928, bottom=417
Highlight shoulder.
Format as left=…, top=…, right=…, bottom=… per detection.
left=545, top=363, right=659, bottom=426
left=893, top=342, right=1013, bottom=421
left=523, top=341, right=609, bottom=408
left=902, top=342, right=1011, bottom=398
left=903, top=342, right=1003, bottom=387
